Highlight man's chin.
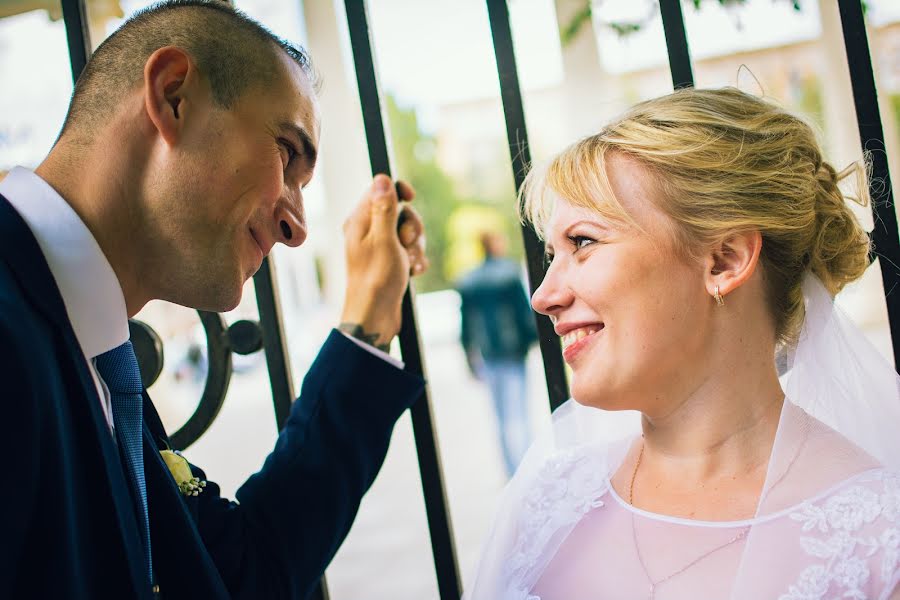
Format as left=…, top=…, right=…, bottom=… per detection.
left=217, top=283, right=245, bottom=312
left=184, top=282, right=244, bottom=313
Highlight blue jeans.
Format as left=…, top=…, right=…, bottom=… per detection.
left=481, top=359, right=530, bottom=477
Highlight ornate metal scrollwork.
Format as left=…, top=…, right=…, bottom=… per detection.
left=129, top=319, right=164, bottom=387
left=129, top=311, right=265, bottom=451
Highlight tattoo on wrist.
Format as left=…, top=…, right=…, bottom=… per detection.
left=339, top=322, right=391, bottom=353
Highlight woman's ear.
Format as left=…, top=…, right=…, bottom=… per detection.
left=143, top=46, right=195, bottom=147
left=704, top=230, right=763, bottom=299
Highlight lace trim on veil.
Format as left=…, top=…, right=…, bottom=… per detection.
left=505, top=447, right=609, bottom=597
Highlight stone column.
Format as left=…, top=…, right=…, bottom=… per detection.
left=302, top=0, right=373, bottom=304
left=554, top=0, right=620, bottom=141
left=817, top=0, right=867, bottom=177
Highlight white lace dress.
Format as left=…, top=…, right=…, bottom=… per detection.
left=486, top=448, right=900, bottom=600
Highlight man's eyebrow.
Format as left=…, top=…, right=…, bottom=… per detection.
left=279, top=122, right=318, bottom=168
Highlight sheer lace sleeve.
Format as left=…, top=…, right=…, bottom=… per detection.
left=465, top=445, right=611, bottom=600
left=506, top=449, right=609, bottom=597
left=779, top=470, right=900, bottom=600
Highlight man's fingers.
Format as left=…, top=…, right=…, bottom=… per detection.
left=408, top=237, right=428, bottom=275
left=411, top=255, right=429, bottom=276
left=401, top=207, right=427, bottom=272
left=398, top=206, right=424, bottom=247
left=396, top=180, right=416, bottom=202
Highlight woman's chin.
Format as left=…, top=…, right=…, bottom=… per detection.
left=570, top=387, right=632, bottom=412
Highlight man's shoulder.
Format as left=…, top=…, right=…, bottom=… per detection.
left=0, top=263, right=76, bottom=439
left=0, top=261, right=63, bottom=361
left=0, top=260, right=37, bottom=319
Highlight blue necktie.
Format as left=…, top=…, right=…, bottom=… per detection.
left=95, top=340, right=153, bottom=583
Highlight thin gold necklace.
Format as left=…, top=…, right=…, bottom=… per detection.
left=628, top=441, right=750, bottom=600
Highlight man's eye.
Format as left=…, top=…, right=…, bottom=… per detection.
left=280, top=140, right=298, bottom=164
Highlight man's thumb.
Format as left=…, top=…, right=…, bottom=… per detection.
left=370, top=175, right=399, bottom=236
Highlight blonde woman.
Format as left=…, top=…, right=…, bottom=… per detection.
left=466, top=87, right=900, bottom=600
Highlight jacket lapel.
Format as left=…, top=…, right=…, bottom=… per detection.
left=0, top=194, right=152, bottom=598
left=143, top=423, right=230, bottom=599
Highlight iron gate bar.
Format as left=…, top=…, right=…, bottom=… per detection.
left=343, top=1, right=462, bottom=598
left=838, top=1, right=900, bottom=371
left=658, top=0, right=694, bottom=89
left=60, top=0, right=90, bottom=84
left=253, top=257, right=296, bottom=430
left=485, top=0, right=571, bottom=412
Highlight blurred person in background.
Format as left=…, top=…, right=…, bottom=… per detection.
left=457, top=230, right=537, bottom=477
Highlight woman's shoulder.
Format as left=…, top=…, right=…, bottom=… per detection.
left=789, top=467, right=900, bottom=529
left=777, top=468, right=900, bottom=600
left=517, top=444, right=613, bottom=527
left=503, top=444, right=613, bottom=586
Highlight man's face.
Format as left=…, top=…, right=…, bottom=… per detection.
left=147, top=53, right=320, bottom=312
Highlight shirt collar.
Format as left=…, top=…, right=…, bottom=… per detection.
left=0, top=167, right=129, bottom=359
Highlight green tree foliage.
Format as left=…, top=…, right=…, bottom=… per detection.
left=385, top=95, right=528, bottom=292
left=385, top=94, right=462, bottom=292
left=560, top=0, right=810, bottom=46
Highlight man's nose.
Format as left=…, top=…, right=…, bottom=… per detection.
left=273, top=202, right=307, bottom=248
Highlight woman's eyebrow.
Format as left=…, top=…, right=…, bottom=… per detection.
left=562, top=219, right=608, bottom=236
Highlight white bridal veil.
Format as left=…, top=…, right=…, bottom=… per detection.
left=465, top=274, right=900, bottom=600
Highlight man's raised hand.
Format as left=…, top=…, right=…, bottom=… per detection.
left=340, top=174, right=428, bottom=351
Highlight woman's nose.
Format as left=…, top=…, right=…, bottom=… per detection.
left=531, top=262, right=573, bottom=316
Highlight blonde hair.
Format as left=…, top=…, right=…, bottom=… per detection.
left=520, top=87, right=871, bottom=344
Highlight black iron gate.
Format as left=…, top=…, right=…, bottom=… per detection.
left=55, top=0, right=900, bottom=598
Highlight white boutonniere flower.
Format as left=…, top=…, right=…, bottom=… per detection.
left=160, top=449, right=207, bottom=497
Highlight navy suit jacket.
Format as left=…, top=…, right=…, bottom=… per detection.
left=0, top=194, right=425, bottom=599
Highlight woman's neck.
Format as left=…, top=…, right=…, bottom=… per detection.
left=615, top=324, right=786, bottom=519
left=641, top=380, right=784, bottom=482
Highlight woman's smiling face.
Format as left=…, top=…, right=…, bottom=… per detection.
left=531, top=153, right=713, bottom=414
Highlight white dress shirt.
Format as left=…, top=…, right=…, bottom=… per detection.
left=0, top=167, right=126, bottom=430
left=0, top=167, right=402, bottom=433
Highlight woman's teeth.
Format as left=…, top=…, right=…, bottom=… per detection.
left=561, top=326, right=602, bottom=349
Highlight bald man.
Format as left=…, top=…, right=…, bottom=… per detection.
left=0, top=1, right=428, bottom=598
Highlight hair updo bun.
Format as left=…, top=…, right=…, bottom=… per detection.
left=520, top=87, right=871, bottom=345
left=809, top=160, right=871, bottom=296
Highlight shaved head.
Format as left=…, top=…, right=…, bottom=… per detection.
left=61, top=0, right=318, bottom=139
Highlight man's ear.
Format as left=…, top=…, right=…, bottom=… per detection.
left=703, top=230, right=763, bottom=299
left=143, top=46, right=196, bottom=147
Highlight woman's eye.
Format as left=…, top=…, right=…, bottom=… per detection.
left=571, top=235, right=595, bottom=250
